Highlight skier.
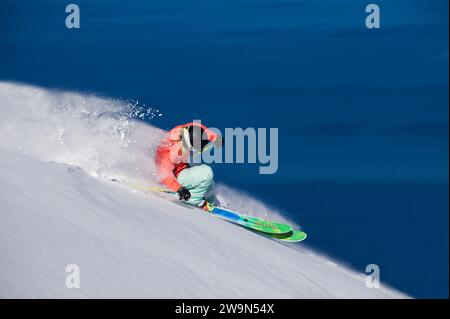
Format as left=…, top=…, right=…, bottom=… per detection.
left=155, top=122, right=223, bottom=209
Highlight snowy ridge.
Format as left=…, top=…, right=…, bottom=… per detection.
left=0, top=82, right=408, bottom=298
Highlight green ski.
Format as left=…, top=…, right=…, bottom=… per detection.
left=265, top=230, right=307, bottom=242
left=206, top=204, right=293, bottom=235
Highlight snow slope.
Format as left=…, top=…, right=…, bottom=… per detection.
left=0, top=82, right=408, bottom=298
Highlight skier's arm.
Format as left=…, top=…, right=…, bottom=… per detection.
left=156, top=152, right=182, bottom=192
left=161, top=175, right=182, bottom=193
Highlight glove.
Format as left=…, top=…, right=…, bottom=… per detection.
left=177, top=187, right=191, bottom=201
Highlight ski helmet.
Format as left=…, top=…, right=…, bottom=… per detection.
left=181, top=125, right=209, bottom=152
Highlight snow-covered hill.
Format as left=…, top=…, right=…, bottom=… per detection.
left=0, top=82, right=408, bottom=298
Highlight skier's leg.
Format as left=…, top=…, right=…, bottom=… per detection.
left=177, top=164, right=214, bottom=205
left=204, top=181, right=219, bottom=206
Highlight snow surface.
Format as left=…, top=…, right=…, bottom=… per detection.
left=0, top=82, right=408, bottom=298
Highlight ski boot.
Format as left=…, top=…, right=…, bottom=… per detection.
left=198, top=200, right=214, bottom=212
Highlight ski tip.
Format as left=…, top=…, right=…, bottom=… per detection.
left=267, top=230, right=307, bottom=242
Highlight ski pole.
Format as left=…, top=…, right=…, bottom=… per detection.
left=192, top=142, right=213, bottom=158
left=130, top=182, right=176, bottom=194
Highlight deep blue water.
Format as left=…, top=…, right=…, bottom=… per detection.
left=1, top=0, right=448, bottom=298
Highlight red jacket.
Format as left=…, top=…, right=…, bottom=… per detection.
left=155, top=122, right=218, bottom=192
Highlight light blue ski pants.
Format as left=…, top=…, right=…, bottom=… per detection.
left=177, top=164, right=215, bottom=206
